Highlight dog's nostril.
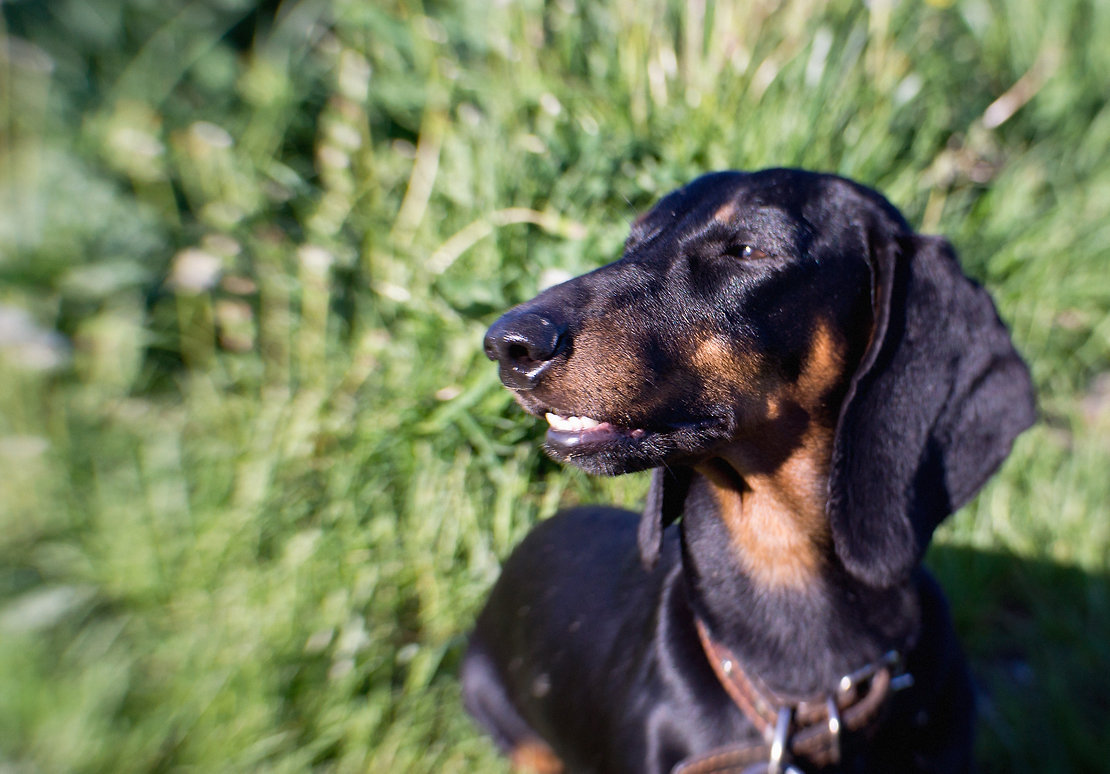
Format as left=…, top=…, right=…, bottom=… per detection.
left=507, top=343, right=533, bottom=363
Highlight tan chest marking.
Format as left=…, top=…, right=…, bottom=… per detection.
left=703, top=444, right=831, bottom=590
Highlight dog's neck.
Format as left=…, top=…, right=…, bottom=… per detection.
left=679, top=418, right=920, bottom=696
left=694, top=431, right=832, bottom=592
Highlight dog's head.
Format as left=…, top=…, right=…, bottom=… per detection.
left=485, top=169, right=1035, bottom=587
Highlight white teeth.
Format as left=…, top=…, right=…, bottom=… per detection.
left=545, top=413, right=601, bottom=432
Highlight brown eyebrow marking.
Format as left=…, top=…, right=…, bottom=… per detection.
left=713, top=200, right=739, bottom=223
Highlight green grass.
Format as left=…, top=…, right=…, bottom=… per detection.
left=1, top=0, right=1108, bottom=771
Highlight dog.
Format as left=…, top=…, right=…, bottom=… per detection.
left=462, top=169, right=1035, bottom=773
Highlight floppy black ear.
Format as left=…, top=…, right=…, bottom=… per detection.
left=639, top=466, right=693, bottom=570
left=827, top=233, right=1035, bottom=587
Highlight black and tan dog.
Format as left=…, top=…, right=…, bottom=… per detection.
left=462, top=169, right=1035, bottom=773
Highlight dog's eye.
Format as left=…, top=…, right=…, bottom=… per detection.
left=724, top=244, right=768, bottom=260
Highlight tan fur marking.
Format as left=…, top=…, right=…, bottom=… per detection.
left=795, top=318, right=846, bottom=409
left=763, top=395, right=782, bottom=421
left=702, top=435, right=832, bottom=590
left=691, top=335, right=738, bottom=374
left=690, top=334, right=761, bottom=403
left=511, top=739, right=564, bottom=774
left=713, top=200, right=739, bottom=223
left=695, top=319, right=851, bottom=591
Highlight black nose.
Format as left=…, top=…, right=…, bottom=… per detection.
left=484, top=310, right=568, bottom=389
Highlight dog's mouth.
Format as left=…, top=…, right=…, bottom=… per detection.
left=531, top=405, right=727, bottom=475
left=544, top=412, right=647, bottom=447
left=543, top=409, right=659, bottom=474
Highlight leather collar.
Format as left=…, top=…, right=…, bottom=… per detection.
left=674, top=616, right=909, bottom=773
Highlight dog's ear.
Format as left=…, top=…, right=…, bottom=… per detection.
left=639, top=466, right=693, bottom=570
left=827, top=233, right=1035, bottom=587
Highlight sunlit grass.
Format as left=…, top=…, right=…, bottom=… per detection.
left=1, top=0, right=1108, bottom=771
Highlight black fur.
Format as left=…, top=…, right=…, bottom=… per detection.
left=464, top=169, right=1035, bottom=773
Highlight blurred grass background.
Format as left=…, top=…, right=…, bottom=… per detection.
left=1, top=0, right=1108, bottom=771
